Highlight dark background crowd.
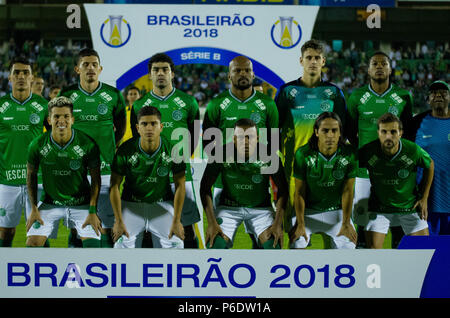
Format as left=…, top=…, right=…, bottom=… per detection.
left=1, top=37, right=448, bottom=114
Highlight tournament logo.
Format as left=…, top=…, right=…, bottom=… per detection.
left=100, top=15, right=131, bottom=48
left=270, top=16, right=302, bottom=49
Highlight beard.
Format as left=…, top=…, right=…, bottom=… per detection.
left=234, top=78, right=252, bottom=90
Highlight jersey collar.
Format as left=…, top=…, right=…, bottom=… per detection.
left=50, top=129, right=75, bottom=151
left=138, top=137, right=162, bottom=159
left=318, top=149, right=338, bottom=162
left=10, top=92, right=32, bottom=105
left=368, top=83, right=393, bottom=98
left=150, top=88, right=176, bottom=101
left=78, top=82, right=103, bottom=96
left=389, top=139, right=403, bottom=161
left=228, top=88, right=256, bottom=104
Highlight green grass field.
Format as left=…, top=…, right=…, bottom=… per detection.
left=11, top=212, right=393, bottom=249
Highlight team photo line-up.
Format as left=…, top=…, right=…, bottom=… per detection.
left=0, top=39, right=448, bottom=249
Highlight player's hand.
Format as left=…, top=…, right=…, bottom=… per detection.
left=413, top=198, right=428, bottom=220
left=337, top=222, right=357, bottom=245
left=289, top=222, right=308, bottom=245
left=205, top=222, right=226, bottom=248
left=112, top=220, right=129, bottom=242
left=83, top=214, right=103, bottom=236
left=265, top=222, right=284, bottom=248
left=26, top=208, right=44, bottom=232
left=169, top=220, right=185, bottom=241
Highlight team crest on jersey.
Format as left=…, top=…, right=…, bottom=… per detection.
left=69, top=159, right=81, bottom=171
left=252, top=174, right=263, bottom=184
left=388, top=106, right=399, bottom=116
left=332, top=169, right=344, bottom=180
left=398, top=169, right=409, bottom=179
left=250, top=112, right=261, bottom=124
left=29, top=113, right=40, bottom=124
left=157, top=166, right=169, bottom=177
left=320, top=101, right=331, bottom=111
left=97, top=104, right=108, bottom=115
left=172, top=110, right=183, bottom=121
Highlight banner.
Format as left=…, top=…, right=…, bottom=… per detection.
left=84, top=4, right=319, bottom=90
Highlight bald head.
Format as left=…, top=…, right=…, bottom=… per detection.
left=228, top=56, right=255, bottom=91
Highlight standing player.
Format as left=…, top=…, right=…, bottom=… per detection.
left=289, top=112, right=357, bottom=249
left=31, top=76, right=45, bottom=97
left=26, top=96, right=102, bottom=247
left=111, top=106, right=185, bottom=248
left=360, top=113, right=433, bottom=249
left=410, top=81, right=449, bottom=235
left=48, top=85, right=62, bottom=101
left=275, top=39, right=347, bottom=240
left=59, top=48, right=126, bottom=247
left=121, top=86, right=141, bottom=145
left=202, top=55, right=279, bottom=248
left=200, top=119, right=288, bottom=249
left=130, top=53, right=201, bottom=248
left=348, top=51, right=413, bottom=248
left=0, top=56, right=48, bottom=247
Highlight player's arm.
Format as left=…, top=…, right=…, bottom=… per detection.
left=290, top=178, right=308, bottom=245
left=26, top=162, right=43, bottom=232
left=337, top=177, right=357, bottom=244
left=333, top=87, right=350, bottom=142
left=83, top=165, right=102, bottom=236
left=414, top=158, right=434, bottom=220
left=169, top=171, right=186, bottom=240
left=346, top=93, right=359, bottom=147
left=130, top=105, right=139, bottom=138
left=113, top=92, right=127, bottom=145
left=110, top=171, right=128, bottom=242
left=199, top=162, right=224, bottom=248
left=267, top=160, right=288, bottom=248
left=399, top=91, right=414, bottom=141
left=188, top=97, right=201, bottom=156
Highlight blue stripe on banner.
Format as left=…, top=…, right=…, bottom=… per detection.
left=397, top=235, right=450, bottom=298
left=116, top=47, right=285, bottom=91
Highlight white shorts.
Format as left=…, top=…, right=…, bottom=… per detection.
left=114, top=200, right=184, bottom=249
left=365, top=212, right=428, bottom=235
left=215, top=205, right=274, bottom=247
left=171, top=181, right=200, bottom=226
left=0, top=184, right=39, bottom=228
left=26, top=202, right=101, bottom=240
left=352, top=177, right=371, bottom=226
left=290, top=209, right=356, bottom=249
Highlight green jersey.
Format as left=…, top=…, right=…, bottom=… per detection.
left=112, top=136, right=186, bottom=204
left=131, top=88, right=200, bottom=181
left=275, top=79, right=347, bottom=180
left=203, top=89, right=279, bottom=144
left=359, top=139, right=432, bottom=214
left=27, top=129, right=100, bottom=206
left=59, top=82, right=126, bottom=175
left=348, top=83, right=413, bottom=178
left=204, top=143, right=278, bottom=208
left=0, top=93, right=48, bottom=185
left=293, top=143, right=357, bottom=212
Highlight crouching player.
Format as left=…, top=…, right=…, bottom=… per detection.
left=26, top=96, right=102, bottom=247
left=290, top=112, right=357, bottom=249
left=200, top=118, right=288, bottom=249
left=360, top=113, right=433, bottom=248
left=110, top=106, right=185, bottom=248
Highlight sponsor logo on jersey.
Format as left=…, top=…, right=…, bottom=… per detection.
left=317, top=180, right=336, bottom=187
left=174, top=97, right=186, bottom=108
left=31, top=101, right=44, bottom=112
left=376, top=99, right=385, bottom=103
left=146, top=176, right=157, bottom=183
left=128, top=153, right=139, bottom=167
left=368, top=155, right=378, bottom=167
left=289, top=88, right=298, bottom=99
left=5, top=169, right=26, bottom=181
left=100, top=92, right=113, bottom=102
left=254, top=99, right=266, bottom=111
left=360, top=92, right=371, bottom=104
left=302, top=113, right=320, bottom=120
left=0, top=101, right=11, bottom=113
left=3, top=117, right=14, bottom=120
left=40, top=144, right=52, bottom=157
left=270, top=16, right=302, bottom=50
left=143, top=99, right=152, bottom=107
left=226, top=116, right=237, bottom=121
left=390, top=93, right=404, bottom=105
left=322, top=88, right=334, bottom=99
left=73, top=145, right=85, bottom=158
left=11, top=124, right=30, bottom=131
left=52, top=170, right=72, bottom=176
left=220, top=98, right=231, bottom=111
left=234, top=183, right=253, bottom=190
left=70, top=92, right=80, bottom=102
left=80, top=114, right=99, bottom=121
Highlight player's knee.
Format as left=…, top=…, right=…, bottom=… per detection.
left=0, top=227, right=16, bottom=241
